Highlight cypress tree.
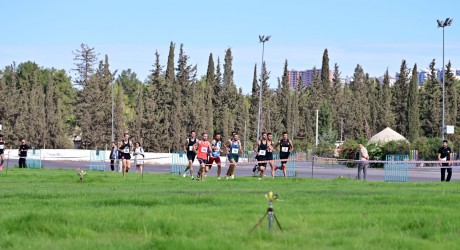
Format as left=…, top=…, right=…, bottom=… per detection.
left=393, top=60, right=409, bottom=136
left=260, top=61, right=271, bottom=133
left=205, top=53, right=215, bottom=134
left=321, top=49, right=330, bottom=83
left=280, top=60, right=290, bottom=133
left=143, top=51, right=162, bottom=151
left=249, top=64, right=259, bottom=141
left=420, top=60, right=442, bottom=137
left=379, top=69, right=395, bottom=130
left=167, top=42, right=182, bottom=150
left=213, top=57, right=223, bottom=134
left=114, top=82, right=126, bottom=141
left=445, top=61, right=457, bottom=127
left=407, top=63, right=420, bottom=141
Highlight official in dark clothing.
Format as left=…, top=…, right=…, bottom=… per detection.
left=438, top=140, right=453, bottom=182
left=109, top=141, right=118, bottom=172
left=18, top=139, right=29, bottom=168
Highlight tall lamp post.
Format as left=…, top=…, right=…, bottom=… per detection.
left=111, top=82, right=114, bottom=142
left=257, top=35, right=271, bottom=142
left=437, top=18, right=453, bottom=140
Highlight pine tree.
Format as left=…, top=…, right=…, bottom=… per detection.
left=393, top=60, right=409, bottom=136
left=72, top=44, right=98, bottom=88
left=407, top=63, right=420, bottom=141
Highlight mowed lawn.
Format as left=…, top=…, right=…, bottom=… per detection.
left=1, top=169, right=460, bottom=250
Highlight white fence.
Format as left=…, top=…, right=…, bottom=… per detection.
left=3, top=149, right=172, bottom=164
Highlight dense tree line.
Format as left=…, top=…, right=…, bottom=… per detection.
left=0, top=43, right=459, bottom=151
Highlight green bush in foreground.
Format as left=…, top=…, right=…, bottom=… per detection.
left=0, top=169, right=459, bottom=250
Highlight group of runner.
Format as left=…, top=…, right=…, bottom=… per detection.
left=110, top=133, right=145, bottom=176
left=182, top=130, right=294, bottom=180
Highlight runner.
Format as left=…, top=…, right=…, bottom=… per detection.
left=266, top=133, right=275, bottom=178
left=208, top=132, right=223, bottom=180
left=224, top=132, right=242, bottom=180
left=194, top=133, right=212, bottom=181
left=118, top=132, right=133, bottom=177
left=183, top=130, right=197, bottom=180
left=253, top=132, right=268, bottom=180
left=273, top=132, right=294, bottom=178
left=0, top=134, right=5, bottom=171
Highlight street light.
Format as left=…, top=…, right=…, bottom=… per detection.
left=437, top=18, right=453, bottom=140
left=256, top=35, right=271, bottom=142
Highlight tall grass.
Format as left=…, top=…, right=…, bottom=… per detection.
left=0, top=169, right=459, bottom=249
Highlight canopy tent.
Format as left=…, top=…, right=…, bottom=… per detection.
left=368, top=127, right=408, bottom=144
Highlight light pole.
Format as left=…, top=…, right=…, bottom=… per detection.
left=437, top=18, right=453, bottom=140
left=257, top=35, right=271, bottom=142
left=111, top=82, right=114, bottom=142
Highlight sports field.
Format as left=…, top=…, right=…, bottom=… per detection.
left=1, top=169, right=459, bottom=250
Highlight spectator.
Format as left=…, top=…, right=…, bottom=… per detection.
left=438, top=140, right=452, bottom=182
left=18, top=139, right=29, bottom=168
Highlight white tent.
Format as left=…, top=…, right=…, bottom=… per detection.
left=368, top=127, right=408, bottom=144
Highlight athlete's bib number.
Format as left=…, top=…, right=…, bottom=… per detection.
left=281, top=147, right=289, bottom=153
left=0, top=145, right=4, bottom=150
left=189, top=146, right=194, bottom=151
left=259, top=150, right=266, bottom=156
left=124, top=148, right=130, bottom=153
left=231, top=148, right=239, bottom=154
left=201, top=147, right=208, bottom=153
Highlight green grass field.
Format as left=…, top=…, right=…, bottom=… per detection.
left=1, top=169, right=460, bottom=250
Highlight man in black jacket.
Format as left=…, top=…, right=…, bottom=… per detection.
left=438, top=140, right=453, bottom=182
left=18, top=139, right=29, bottom=168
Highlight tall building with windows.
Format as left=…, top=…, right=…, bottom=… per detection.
left=288, top=68, right=333, bottom=87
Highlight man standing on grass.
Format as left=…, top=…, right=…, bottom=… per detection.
left=273, top=132, right=293, bottom=178
left=183, top=130, right=197, bottom=180
left=357, top=142, right=369, bottom=180
left=224, top=132, right=242, bottom=180
left=438, top=140, right=452, bottom=182
left=18, top=139, right=29, bottom=168
left=208, top=133, right=223, bottom=180
left=194, top=133, right=212, bottom=181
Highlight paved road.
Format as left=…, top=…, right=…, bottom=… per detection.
left=32, top=160, right=454, bottom=182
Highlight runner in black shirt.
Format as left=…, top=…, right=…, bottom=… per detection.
left=438, top=140, right=453, bottom=182
left=18, top=139, right=29, bottom=168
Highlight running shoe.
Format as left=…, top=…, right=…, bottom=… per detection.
left=231, top=174, right=235, bottom=180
